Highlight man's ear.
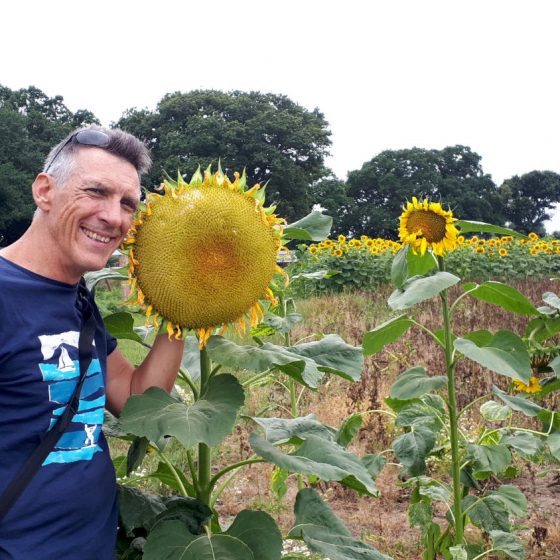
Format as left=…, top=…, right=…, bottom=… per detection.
left=32, top=173, right=56, bottom=211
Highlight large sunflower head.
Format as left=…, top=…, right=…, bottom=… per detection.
left=122, top=166, right=286, bottom=347
left=398, top=197, right=459, bottom=256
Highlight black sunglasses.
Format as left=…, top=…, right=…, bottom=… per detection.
left=45, top=129, right=110, bottom=173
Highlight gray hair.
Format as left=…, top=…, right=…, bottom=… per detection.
left=43, top=125, right=152, bottom=187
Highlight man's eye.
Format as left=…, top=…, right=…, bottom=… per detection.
left=122, top=200, right=138, bottom=212
left=86, top=188, right=103, bottom=195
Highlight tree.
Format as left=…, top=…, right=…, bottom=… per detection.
left=116, top=90, right=332, bottom=222
left=308, top=175, right=355, bottom=237
left=340, top=146, right=502, bottom=238
left=0, top=85, right=98, bottom=244
left=498, top=170, right=560, bottom=235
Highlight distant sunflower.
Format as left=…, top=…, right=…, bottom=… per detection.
left=499, top=248, right=508, bottom=257
left=398, top=197, right=459, bottom=256
left=512, top=376, right=541, bottom=394
left=122, top=167, right=286, bottom=347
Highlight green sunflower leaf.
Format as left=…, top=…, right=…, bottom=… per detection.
left=492, top=386, right=543, bottom=417
left=418, top=483, right=451, bottom=504
left=539, top=376, right=560, bottom=397
left=449, top=546, right=468, bottom=560
left=408, top=250, right=438, bottom=279
left=225, top=510, right=283, bottom=560
left=363, top=314, right=414, bottom=356
left=126, top=436, right=149, bottom=476
left=388, top=272, right=460, bottom=311
left=112, top=455, right=128, bottom=479
left=466, top=444, right=512, bottom=479
left=85, top=267, right=127, bottom=291
left=336, top=413, right=363, bottom=448
left=391, top=246, right=409, bottom=288
left=454, top=331, right=531, bottom=383
left=462, top=495, right=510, bottom=532
left=263, top=312, right=304, bottom=334
left=480, top=400, right=511, bottom=421
left=393, top=425, right=436, bottom=476
left=249, top=433, right=379, bottom=497
left=525, top=316, right=560, bottom=343
left=547, top=432, right=560, bottom=460
left=249, top=414, right=336, bottom=445
left=489, top=485, right=528, bottom=518
left=389, top=366, right=447, bottom=400
left=287, top=334, right=363, bottom=382
left=455, top=220, right=525, bottom=238
left=463, top=281, right=540, bottom=315
left=288, top=488, right=392, bottom=560
left=148, top=462, right=195, bottom=495
left=395, top=400, right=446, bottom=432
left=489, top=530, right=526, bottom=559
left=207, top=334, right=362, bottom=388
left=143, top=521, right=255, bottom=560
left=391, top=245, right=437, bottom=288
left=283, top=211, right=333, bottom=241
left=103, top=312, right=144, bottom=343
left=549, top=355, right=560, bottom=376
left=542, top=291, right=560, bottom=310
left=500, top=432, right=543, bottom=457
left=362, top=454, right=387, bottom=480
left=120, top=375, right=245, bottom=449
left=180, top=336, right=201, bottom=381
left=118, top=486, right=166, bottom=536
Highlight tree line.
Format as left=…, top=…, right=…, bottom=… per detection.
left=1, top=84, right=559, bottom=245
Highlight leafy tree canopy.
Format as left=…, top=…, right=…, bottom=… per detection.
left=0, top=85, right=98, bottom=245
left=116, top=90, right=332, bottom=222
left=338, top=145, right=501, bottom=239
left=308, top=176, right=354, bottom=237
left=498, top=170, right=560, bottom=235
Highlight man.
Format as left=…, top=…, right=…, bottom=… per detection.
left=0, top=126, right=184, bottom=559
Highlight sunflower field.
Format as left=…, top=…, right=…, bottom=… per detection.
left=290, top=232, right=560, bottom=297
left=89, top=181, right=560, bottom=560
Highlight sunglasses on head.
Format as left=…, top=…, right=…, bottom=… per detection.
left=44, top=129, right=110, bottom=173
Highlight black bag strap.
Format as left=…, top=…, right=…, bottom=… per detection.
left=0, top=280, right=97, bottom=523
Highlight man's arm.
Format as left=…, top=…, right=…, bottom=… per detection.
left=105, top=334, right=185, bottom=416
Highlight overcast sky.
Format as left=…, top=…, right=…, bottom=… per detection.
left=3, top=0, right=560, bottom=230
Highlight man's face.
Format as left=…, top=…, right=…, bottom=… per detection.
left=45, top=147, right=140, bottom=283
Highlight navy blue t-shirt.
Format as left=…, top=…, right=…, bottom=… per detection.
left=0, top=257, right=118, bottom=559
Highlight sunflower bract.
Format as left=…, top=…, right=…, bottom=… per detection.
left=123, top=169, right=284, bottom=344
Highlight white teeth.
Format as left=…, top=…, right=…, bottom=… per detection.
left=82, top=228, right=111, bottom=244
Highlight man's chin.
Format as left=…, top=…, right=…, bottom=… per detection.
left=79, top=252, right=115, bottom=275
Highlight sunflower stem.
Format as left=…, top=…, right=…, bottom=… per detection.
left=197, top=347, right=212, bottom=505
left=178, top=367, right=199, bottom=400
left=284, top=300, right=304, bottom=490
left=289, top=379, right=298, bottom=418
left=438, top=255, right=464, bottom=546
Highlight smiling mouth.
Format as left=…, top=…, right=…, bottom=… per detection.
left=81, top=227, right=112, bottom=244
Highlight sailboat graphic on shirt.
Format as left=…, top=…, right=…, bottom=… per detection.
left=37, top=331, right=105, bottom=465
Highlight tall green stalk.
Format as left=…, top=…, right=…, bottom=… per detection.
left=197, top=347, right=212, bottom=505
left=438, top=256, right=464, bottom=545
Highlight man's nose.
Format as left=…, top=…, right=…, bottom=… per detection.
left=99, top=198, right=124, bottom=227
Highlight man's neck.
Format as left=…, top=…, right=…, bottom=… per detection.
left=0, top=226, right=79, bottom=284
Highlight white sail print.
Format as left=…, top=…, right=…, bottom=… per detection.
left=57, top=346, right=75, bottom=372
